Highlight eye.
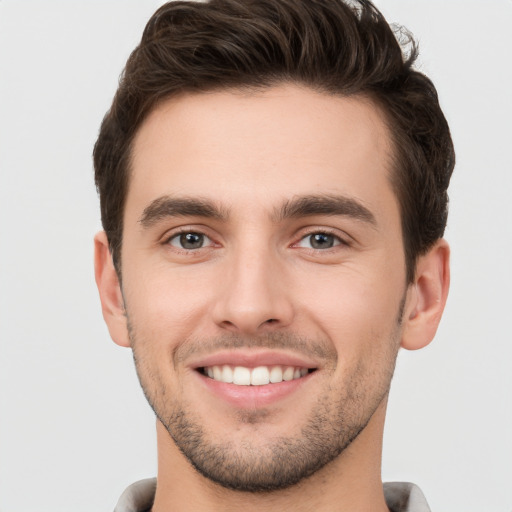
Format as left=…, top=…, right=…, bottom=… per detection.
left=168, top=232, right=212, bottom=250
left=297, top=232, right=343, bottom=250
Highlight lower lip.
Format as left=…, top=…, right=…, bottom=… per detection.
left=195, top=371, right=314, bottom=409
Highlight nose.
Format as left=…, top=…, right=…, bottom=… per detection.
left=212, top=248, right=294, bottom=335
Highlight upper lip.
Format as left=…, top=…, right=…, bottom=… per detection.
left=190, top=349, right=320, bottom=370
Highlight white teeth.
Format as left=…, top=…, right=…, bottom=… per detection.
left=269, top=366, right=283, bottom=383
left=283, top=366, right=295, bottom=381
left=213, top=366, right=222, bottom=381
left=204, top=365, right=311, bottom=386
left=221, top=365, right=233, bottom=383
left=251, top=366, right=270, bottom=386
left=233, top=366, right=251, bottom=385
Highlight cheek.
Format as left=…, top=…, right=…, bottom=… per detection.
left=123, top=261, right=216, bottom=342
left=298, top=267, right=404, bottom=357
left=307, top=282, right=403, bottom=403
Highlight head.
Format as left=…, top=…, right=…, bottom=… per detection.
left=94, top=0, right=454, bottom=284
left=93, top=0, right=453, bottom=495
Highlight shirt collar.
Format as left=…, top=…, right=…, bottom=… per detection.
left=114, top=478, right=431, bottom=512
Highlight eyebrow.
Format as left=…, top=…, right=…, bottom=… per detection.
left=139, top=196, right=228, bottom=228
left=138, top=193, right=376, bottom=228
left=274, top=194, right=376, bottom=225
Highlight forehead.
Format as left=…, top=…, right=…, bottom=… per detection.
left=127, top=84, right=397, bottom=224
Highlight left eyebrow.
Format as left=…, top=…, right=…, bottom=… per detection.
left=138, top=195, right=228, bottom=228
left=274, top=194, right=377, bottom=226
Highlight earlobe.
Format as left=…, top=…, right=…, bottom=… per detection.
left=94, top=231, right=131, bottom=347
left=401, top=239, right=450, bottom=351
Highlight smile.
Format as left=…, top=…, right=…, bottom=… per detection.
left=201, top=365, right=315, bottom=386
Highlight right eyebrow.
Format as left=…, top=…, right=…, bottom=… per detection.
left=138, top=196, right=228, bottom=228
left=274, top=194, right=377, bottom=226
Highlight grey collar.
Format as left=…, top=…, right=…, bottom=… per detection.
left=114, top=478, right=431, bottom=512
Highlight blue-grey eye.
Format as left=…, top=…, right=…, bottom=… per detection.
left=298, top=232, right=341, bottom=249
left=169, top=232, right=210, bottom=250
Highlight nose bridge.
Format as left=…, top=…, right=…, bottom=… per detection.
left=213, top=236, right=293, bottom=333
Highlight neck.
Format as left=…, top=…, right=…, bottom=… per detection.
left=151, top=401, right=390, bottom=512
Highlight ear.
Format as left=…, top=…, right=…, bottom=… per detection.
left=401, top=239, right=450, bottom=351
left=94, top=231, right=130, bottom=347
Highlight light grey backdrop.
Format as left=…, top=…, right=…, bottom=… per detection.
left=1, top=1, right=511, bottom=510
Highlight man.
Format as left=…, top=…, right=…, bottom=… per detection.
left=93, top=0, right=453, bottom=510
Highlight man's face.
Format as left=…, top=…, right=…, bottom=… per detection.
left=119, top=84, right=409, bottom=490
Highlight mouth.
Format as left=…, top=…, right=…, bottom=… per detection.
left=199, top=365, right=316, bottom=386
left=190, top=350, right=320, bottom=408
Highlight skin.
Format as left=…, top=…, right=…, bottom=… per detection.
left=95, top=84, right=450, bottom=512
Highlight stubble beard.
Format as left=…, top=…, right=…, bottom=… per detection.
left=128, top=305, right=403, bottom=493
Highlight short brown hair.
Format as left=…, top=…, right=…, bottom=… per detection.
left=94, top=0, right=454, bottom=282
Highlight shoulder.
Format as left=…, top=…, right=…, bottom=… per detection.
left=384, top=482, right=431, bottom=512
left=113, top=478, right=157, bottom=512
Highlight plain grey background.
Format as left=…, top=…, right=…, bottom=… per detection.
left=1, top=1, right=511, bottom=510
